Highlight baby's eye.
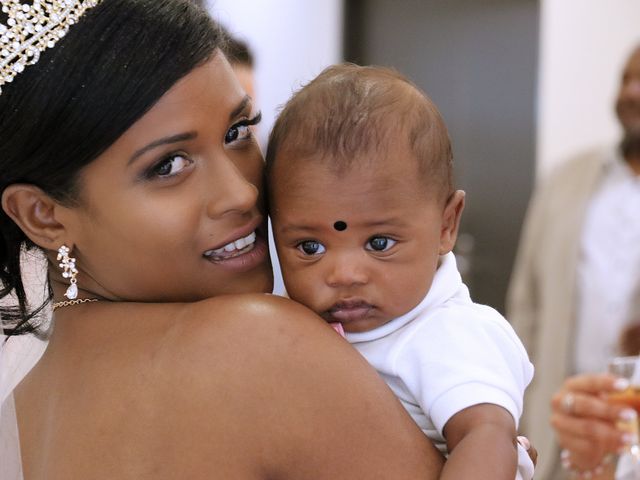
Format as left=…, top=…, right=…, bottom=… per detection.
left=366, top=236, right=396, bottom=252
left=225, top=112, right=262, bottom=145
left=296, top=240, right=326, bottom=256
left=151, top=154, right=193, bottom=178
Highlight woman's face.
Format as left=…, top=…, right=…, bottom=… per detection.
left=62, top=53, right=272, bottom=302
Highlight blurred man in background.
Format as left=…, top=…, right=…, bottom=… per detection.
left=508, top=45, right=640, bottom=480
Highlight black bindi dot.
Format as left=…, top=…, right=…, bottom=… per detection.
left=333, top=221, right=347, bottom=231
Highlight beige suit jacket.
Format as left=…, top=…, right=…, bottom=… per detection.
left=507, top=146, right=615, bottom=480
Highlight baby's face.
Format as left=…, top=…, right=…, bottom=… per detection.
left=270, top=151, right=463, bottom=333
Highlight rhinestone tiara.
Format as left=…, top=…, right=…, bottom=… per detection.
left=0, top=0, right=101, bottom=96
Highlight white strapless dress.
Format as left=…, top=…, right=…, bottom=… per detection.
left=1, top=393, right=23, bottom=480
left=1, top=333, right=47, bottom=480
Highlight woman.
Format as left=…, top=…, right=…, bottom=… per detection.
left=0, top=1, right=443, bottom=478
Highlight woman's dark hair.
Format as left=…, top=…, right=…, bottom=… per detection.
left=0, top=0, right=223, bottom=336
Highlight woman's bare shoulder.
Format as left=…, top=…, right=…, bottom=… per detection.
left=176, top=293, right=330, bottom=346
left=167, top=293, right=348, bottom=376
left=156, top=293, right=341, bottom=392
left=159, top=294, right=441, bottom=478
left=93, top=294, right=441, bottom=479
left=188, top=292, right=321, bottom=323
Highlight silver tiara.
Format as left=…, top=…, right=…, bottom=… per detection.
left=0, top=0, right=101, bottom=96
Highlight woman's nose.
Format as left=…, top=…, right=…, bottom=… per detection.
left=205, top=157, right=259, bottom=218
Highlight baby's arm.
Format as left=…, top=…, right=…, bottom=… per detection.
left=441, top=403, right=518, bottom=480
left=393, top=303, right=534, bottom=480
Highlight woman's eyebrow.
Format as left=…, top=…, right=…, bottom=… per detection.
left=128, top=132, right=197, bottom=165
left=230, top=95, right=251, bottom=120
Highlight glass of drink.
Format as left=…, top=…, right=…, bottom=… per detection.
left=608, top=356, right=640, bottom=464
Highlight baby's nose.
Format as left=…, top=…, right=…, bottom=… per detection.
left=326, top=257, right=368, bottom=288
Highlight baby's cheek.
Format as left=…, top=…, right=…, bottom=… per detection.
left=288, top=272, right=320, bottom=309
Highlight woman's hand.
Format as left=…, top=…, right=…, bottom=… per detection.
left=550, top=374, right=634, bottom=472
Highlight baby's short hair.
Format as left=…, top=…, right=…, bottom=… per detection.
left=266, top=64, right=454, bottom=201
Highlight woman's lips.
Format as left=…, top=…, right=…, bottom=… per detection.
left=204, top=231, right=257, bottom=259
left=328, top=301, right=373, bottom=322
left=203, top=231, right=269, bottom=272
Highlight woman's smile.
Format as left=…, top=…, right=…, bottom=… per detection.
left=203, top=228, right=269, bottom=272
left=204, top=231, right=258, bottom=258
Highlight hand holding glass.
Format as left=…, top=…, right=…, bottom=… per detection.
left=608, top=356, right=640, bottom=463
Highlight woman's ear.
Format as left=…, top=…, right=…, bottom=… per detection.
left=2, top=184, right=69, bottom=251
left=439, top=190, right=465, bottom=255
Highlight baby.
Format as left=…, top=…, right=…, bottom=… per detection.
left=266, top=64, right=534, bottom=479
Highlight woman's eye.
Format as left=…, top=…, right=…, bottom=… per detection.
left=296, top=240, right=326, bottom=256
left=366, top=236, right=396, bottom=252
left=151, top=154, right=193, bottom=178
left=225, top=124, right=251, bottom=144
left=225, top=112, right=262, bottom=145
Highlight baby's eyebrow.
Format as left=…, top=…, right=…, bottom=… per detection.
left=279, top=217, right=407, bottom=234
left=362, top=217, right=407, bottom=228
left=279, top=224, right=320, bottom=234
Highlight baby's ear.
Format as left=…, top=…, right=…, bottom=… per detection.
left=2, top=184, right=70, bottom=251
left=439, top=190, right=465, bottom=255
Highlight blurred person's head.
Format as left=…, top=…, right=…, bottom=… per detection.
left=221, top=27, right=256, bottom=99
left=616, top=45, right=640, bottom=158
left=185, top=5, right=256, bottom=99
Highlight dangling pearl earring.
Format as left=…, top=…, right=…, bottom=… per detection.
left=57, top=245, right=78, bottom=300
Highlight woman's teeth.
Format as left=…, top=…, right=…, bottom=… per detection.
left=205, top=231, right=257, bottom=257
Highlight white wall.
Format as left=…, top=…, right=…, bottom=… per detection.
left=537, top=0, right=640, bottom=177
left=206, top=0, right=344, bottom=148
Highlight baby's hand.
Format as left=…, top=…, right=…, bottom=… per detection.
left=517, top=436, right=537, bottom=467
left=516, top=436, right=536, bottom=480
